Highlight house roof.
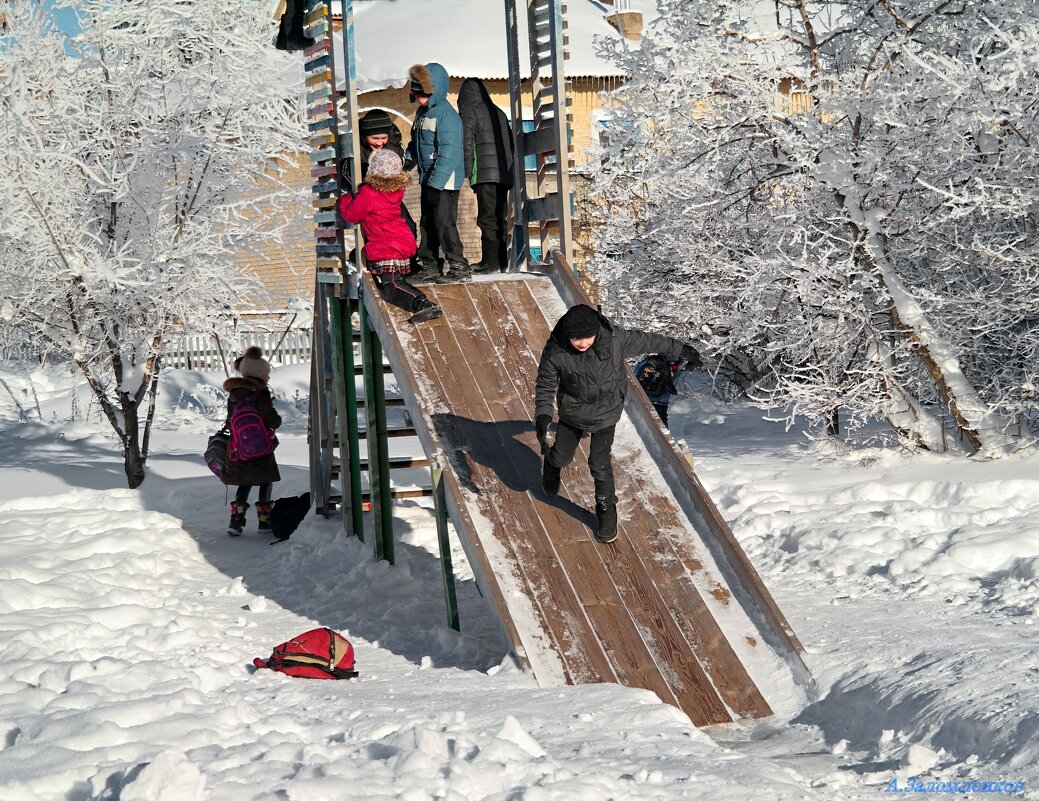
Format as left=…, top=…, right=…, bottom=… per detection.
left=332, top=0, right=661, bottom=93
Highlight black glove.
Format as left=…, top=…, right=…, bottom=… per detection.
left=535, top=414, right=552, bottom=454
left=679, top=344, right=702, bottom=370
left=338, top=158, right=354, bottom=193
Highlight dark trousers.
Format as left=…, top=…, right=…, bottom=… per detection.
left=473, top=183, right=509, bottom=269
left=545, top=421, right=616, bottom=501
left=235, top=484, right=272, bottom=505
left=652, top=402, right=670, bottom=426
left=373, top=270, right=429, bottom=314
left=417, top=185, right=465, bottom=266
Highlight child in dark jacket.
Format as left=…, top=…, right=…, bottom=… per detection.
left=458, top=77, right=514, bottom=273
left=534, top=305, right=701, bottom=543
left=634, top=354, right=680, bottom=425
left=222, top=347, right=282, bottom=536
left=339, top=147, right=442, bottom=324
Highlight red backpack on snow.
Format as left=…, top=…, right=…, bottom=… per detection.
left=253, top=628, right=358, bottom=680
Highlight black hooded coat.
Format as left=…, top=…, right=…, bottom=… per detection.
left=458, top=78, right=514, bottom=186
left=534, top=308, right=686, bottom=432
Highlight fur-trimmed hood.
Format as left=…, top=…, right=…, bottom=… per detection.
left=222, top=375, right=267, bottom=394
left=366, top=171, right=410, bottom=193
left=409, top=62, right=449, bottom=108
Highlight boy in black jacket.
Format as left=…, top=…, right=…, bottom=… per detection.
left=534, top=304, right=700, bottom=543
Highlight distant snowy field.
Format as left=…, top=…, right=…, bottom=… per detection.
left=0, top=360, right=1036, bottom=800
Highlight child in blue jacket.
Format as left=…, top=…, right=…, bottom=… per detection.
left=406, top=62, right=469, bottom=282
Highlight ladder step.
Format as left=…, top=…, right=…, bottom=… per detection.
left=523, top=126, right=561, bottom=157
left=332, top=427, right=418, bottom=444
left=303, top=39, right=328, bottom=58
left=354, top=362, right=393, bottom=374
left=304, top=70, right=332, bottom=89
left=527, top=193, right=562, bottom=222
left=305, top=54, right=331, bottom=73
left=330, top=455, right=431, bottom=479
left=329, top=488, right=434, bottom=504
left=303, top=6, right=326, bottom=26
left=333, top=455, right=430, bottom=471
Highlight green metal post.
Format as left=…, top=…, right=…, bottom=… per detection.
left=432, top=466, right=460, bottom=631
left=359, top=296, right=394, bottom=563
left=329, top=297, right=364, bottom=539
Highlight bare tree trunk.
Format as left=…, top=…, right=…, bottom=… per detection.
left=121, top=397, right=146, bottom=489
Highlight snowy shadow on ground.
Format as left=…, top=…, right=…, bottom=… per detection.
left=432, top=414, right=598, bottom=531
left=161, top=459, right=507, bottom=673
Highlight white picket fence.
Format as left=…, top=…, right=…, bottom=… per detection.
left=166, top=328, right=313, bottom=372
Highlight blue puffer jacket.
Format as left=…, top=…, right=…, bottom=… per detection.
left=407, top=62, right=464, bottom=191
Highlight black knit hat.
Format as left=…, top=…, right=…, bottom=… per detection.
left=359, top=109, right=394, bottom=138
left=559, top=304, right=601, bottom=340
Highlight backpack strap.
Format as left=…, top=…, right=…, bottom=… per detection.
left=272, top=656, right=358, bottom=679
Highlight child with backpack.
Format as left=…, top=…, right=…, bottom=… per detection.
left=222, top=346, right=282, bottom=536
left=634, top=354, right=681, bottom=425
left=338, top=147, right=442, bottom=324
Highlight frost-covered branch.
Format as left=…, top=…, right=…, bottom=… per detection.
left=589, top=0, right=1039, bottom=453
left=0, top=0, right=306, bottom=486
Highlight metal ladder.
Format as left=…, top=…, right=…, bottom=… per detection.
left=505, top=0, right=574, bottom=269
left=304, top=0, right=434, bottom=565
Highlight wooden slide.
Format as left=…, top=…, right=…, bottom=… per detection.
left=361, top=264, right=810, bottom=726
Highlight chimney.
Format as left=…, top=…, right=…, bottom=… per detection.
left=605, top=10, right=643, bottom=41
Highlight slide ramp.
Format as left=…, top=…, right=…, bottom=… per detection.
left=362, top=267, right=809, bottom=726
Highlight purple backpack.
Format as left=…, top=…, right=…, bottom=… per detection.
left=228, top=392, right=275, bottom=461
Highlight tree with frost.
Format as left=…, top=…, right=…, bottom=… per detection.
left=0, top=0, right=304, bottom=486
left=590, top=0, right=1039, bottom=453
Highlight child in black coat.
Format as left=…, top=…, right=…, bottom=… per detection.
left=534, top=305, right=700, bottom=543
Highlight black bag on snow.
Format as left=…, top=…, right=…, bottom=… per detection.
left=204, top=430, right=230, bottom=477
left=270, top=492, right=312, bottom=541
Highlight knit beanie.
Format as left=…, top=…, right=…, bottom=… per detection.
left=359, top=109, right=394, bottom=138
left=558, top=304, right=601, bottom=340
left=368, top=147, right=403, bottom=179
left=237, top=346, right=272, bottom=379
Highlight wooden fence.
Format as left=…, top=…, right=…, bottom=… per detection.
left=165, top=328, right=313, bottom=372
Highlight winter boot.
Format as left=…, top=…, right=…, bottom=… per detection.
left=409, top=299, right=443, bottom=324
left=542, top=460, right=560, bottom=497
left=409, top=260, right=442, bottom=284
left=443, top=260, right=472, bottom=282
left=256, top=501, right=273, bottom=532
left=227, top=502, right=249, bottom=537
left=594, top=496, right=618, bottom=543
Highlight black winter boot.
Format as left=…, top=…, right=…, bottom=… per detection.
left=256, top=502, right=272, bottom=531
left=409, top=260, right=442, bottom=284
left=542, top=460, right=560, bottom=497
left=228, top=502, right=249, bottom=537
left=409, top=299, right=443, bottom=324
left=443, top=260, right=472, bottom=282
left=594, top=496, right=618, bottom=543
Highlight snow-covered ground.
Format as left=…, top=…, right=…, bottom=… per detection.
left=0, top=361, right=1035, bottom=800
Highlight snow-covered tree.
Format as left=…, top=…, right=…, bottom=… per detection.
left=0, top=0, right=304, bottom=486
left=590, top=0, right=1039, bottom=453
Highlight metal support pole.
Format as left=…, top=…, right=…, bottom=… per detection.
left=360, top=295, right=394, bottom=563
left=432, top=466, right=460, bottom=631
left=504, top=0, right=529, bottom=272
left=330, top=296, right=364, bottom=539
left=310, top=276, right=334, bottom=516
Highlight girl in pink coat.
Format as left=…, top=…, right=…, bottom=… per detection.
left=338, top=147, right=442, bottom=323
